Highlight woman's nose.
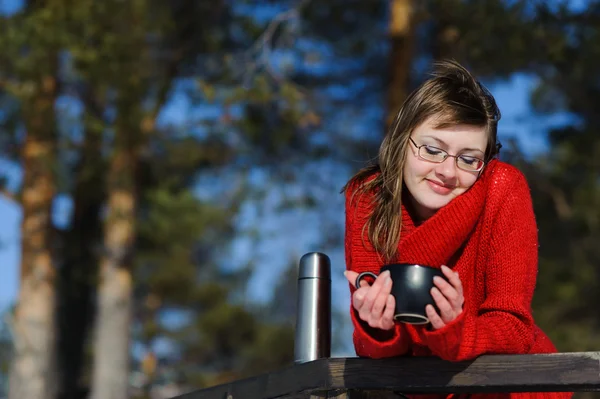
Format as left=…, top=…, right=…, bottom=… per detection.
left=435, top=156, right=458, bottom=180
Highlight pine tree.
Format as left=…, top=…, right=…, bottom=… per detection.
left=0, top=2, right=65, bottom=398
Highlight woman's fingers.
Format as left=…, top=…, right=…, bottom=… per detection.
left=433, top=276, right=460, bottom=308
left=429, top=266, right=464, bottom=329
left=344, top=270, right=369, bottom=288
left=436, top=267, right=464, bottom=309
left=426, top=304, right=445, bottom=330
left=381, top=295, right=396, bottom=329
left=441, top=265, right=463, bottom=298
left=366, top=273, right=394, bottom=330
left=345, top=270, right=396, bottom=331
left=361, top=270, right=389, bottom=314
left=352, top=287, right=368, bottom=310
left=431, top=286, right=455, bottom=324
left=348, top=267, right=464, bottom=331
left=371, top=277, right=391, bottom=319
left=345, top=270, right=370, bottom=309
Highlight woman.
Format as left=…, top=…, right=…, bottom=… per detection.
left=343, top=60, right=570, bottom=399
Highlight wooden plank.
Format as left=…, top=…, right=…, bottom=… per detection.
left=309, top=389, right=351, bottom=398
left=277, top=389, right=404, bottom=399
left=169, top=352, right=600, bottom=399
left=285, top=389, right=404, bottom=398
left=316, top=389, right=400, bottom=398
left=170, top=359, right=330, bottom=399
left=344, top=391, right=409, bottom=399
left=329, top=352, right=600, bottom=394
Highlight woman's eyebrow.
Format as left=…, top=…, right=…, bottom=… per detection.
left=422, top=135, right=484, bottom=153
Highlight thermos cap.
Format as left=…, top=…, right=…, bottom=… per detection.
left=298, top=252, right=331, bottom=280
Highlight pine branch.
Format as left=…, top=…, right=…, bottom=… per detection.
left=145, top=48, right=185, bottom=134
left=243, top=0, right=312, bottom=86
left=0, top=78, right=21, bottom=98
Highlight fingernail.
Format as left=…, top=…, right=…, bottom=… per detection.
left=441, top=265, right=449, bottom=271
left=343, top=271, right=348, bottom=277
left=382, top=270, right=390, bottom=278
left=385, top=276, right=392, bottom=286
left=433, top=276, right=441, bottom=283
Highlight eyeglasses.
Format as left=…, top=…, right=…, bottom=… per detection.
left=409, top=137, right=485, bottom=172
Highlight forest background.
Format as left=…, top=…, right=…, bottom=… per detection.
left=0, top=0, right=599, bottom=399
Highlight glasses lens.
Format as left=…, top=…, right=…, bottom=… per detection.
left=457, top=155, right=484, bottom=171
left=418, top=145, right=446, bottom=162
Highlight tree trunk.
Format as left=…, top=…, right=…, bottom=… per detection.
left=57, top=115, right=105, bottom=399
left=9, top=76, right=58, bottom=399
left=90, top=132, right=138, bottom=399
left=386, top=0, right=415, bottom=130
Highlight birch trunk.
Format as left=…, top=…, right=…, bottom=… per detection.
left=387, top=0, right=415, bottom=129
left=9, top=76, right=58, bottom=399
left=90, top=141, right=137, bottom=399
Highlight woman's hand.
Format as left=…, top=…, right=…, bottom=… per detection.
left=426, top=265, right=464, bottom=330
left=344, top=270, right=395, bottom=331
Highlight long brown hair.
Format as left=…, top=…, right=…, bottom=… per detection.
left=343, top=60, right=501, bottom=261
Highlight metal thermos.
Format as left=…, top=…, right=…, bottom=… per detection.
left=294, top=252, right=331, bottom=363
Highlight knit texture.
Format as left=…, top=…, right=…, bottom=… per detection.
left=345, top=159, right=571, bottom=399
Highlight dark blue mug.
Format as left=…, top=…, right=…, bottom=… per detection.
left=355, top=263, right=447, bottom=325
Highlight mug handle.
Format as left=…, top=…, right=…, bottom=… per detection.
left=354, top=271, right=378, bottom=289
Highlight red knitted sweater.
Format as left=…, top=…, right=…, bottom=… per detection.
left=345, top=160, right=571, bottom=399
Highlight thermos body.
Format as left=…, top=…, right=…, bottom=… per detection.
left=294, top=252, right=331, bottom=363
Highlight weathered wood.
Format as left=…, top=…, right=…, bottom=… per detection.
left=309, top=389, right=352, bottom=398
left=344, top=390, right=408, bottom=399
left=170, top=352, right=600, bottom=399
left=171, top=360, right=330, bottom=399
left=330, top=352, right=600, bottom=393
left=312, top=389, right=401, bottom=398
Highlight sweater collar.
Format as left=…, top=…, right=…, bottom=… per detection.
left=395, top=159, right=498, bottom=267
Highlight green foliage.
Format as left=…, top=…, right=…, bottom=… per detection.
left=423, top=0, right=539, bottom=76
left=2, top=0, right=312, bottom=396
left=239, top=323, right=295, bottom=375
left=511, top=2, right=600, bottom=355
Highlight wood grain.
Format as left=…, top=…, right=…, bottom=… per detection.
left=330, top=352, right=600, bottom=393
left=169, top=352, right=600, bottom=399
left=171, top=359, right=330, bottom=399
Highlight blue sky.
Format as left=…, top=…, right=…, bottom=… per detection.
left=0, top=197, right=18, bottom=312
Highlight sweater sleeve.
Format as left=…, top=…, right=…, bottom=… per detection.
left=345, top=183, right=411, bottom=358
left=422, top=171, right=538, bottom=361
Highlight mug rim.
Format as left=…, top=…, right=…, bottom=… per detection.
left=394, top=312, right=431, bottom=325
left=382, top=263, right=439, bottom=269
left=379, top=263, right=443, bottom=274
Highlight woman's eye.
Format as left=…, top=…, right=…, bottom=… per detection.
left=424, top=146, right=443, bottom=155
left=459, top=155, right=477, bottom=165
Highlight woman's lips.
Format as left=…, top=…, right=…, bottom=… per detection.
left=426, top=179, right=455, bottom=195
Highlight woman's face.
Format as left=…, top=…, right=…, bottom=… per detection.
left=403, top=117, right=488, bottom=221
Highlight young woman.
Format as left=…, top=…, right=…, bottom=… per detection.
left=343, top=60, right=571, bottom=399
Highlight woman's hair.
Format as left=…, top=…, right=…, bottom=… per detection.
left=344, top=59, right=501, bottom=261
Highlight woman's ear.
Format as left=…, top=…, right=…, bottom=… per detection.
left=494, top=141, right=502, bottom=158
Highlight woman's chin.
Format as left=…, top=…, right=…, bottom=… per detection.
left=418, top=200, right=452, bottom=216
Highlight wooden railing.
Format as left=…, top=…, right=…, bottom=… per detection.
left=170, top=253, right=600, bottom=398
left=171, top=351, right=600, bottom=398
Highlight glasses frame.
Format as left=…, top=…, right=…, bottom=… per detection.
left=408, top=137, right=485, bottom=172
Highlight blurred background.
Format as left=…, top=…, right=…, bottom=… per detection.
left=0, top=0, right=599, bottom=398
